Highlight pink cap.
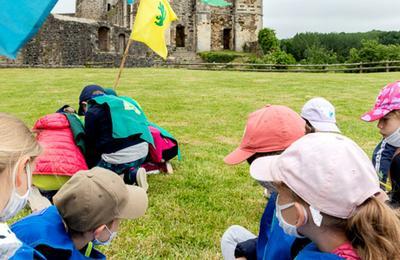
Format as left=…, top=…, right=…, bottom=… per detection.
left=250, top=133, right=385, bottom=219
left=224, top=105, right=305, bottom=165
left=361, top=81, right=400, bottom=122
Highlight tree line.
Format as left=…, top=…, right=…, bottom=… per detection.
left=256, top=29, right=400, bottom=65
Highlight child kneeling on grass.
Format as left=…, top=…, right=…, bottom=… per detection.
left=250, top=133, right=398, bottom=260
left=221, top=105, right=307, bottom=260
left=11, top=167, right=148, bottom=259
left=361, top=81, right=400, bottom=205
left=79, top=85, right=152, bottom=191
left=103, top=88, right=180, bottom=175
left=28, top=112, right=88, bottom=212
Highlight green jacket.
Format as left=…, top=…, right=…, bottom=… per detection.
left=92, top=95, right=154, bottom=145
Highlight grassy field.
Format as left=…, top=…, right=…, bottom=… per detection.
left=1, top=68, right=399, bottom=259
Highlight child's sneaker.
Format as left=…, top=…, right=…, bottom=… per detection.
left=136, top=168, right=149, bottom=192
left=165, top=162, right=173, bottom=174
left=141, top=162, right=161, bottom=175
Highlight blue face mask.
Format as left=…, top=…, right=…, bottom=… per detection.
left=92, top=225, right=117, bottom=246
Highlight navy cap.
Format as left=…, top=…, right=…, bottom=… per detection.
left=78, top=85, right=105, bottom=115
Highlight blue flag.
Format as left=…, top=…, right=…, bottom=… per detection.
left=127, top=0, right=135, bottom=4
left=0, top=0, right=58, bottom=59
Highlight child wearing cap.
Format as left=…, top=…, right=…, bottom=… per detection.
left=221, top=105, right=308, bottom=260
left=101, top=88, right=179, bottom=175
left=361, top=81, right=400, bottom=205
left=78, top=85, right=151, bottom=191
left=250, top=133, right=399, bottom=259
left=301, top=97, right=341, bottom=133
left=11, top=167, right=148, bottom=259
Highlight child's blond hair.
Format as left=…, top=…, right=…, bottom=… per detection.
left=0, top=113, right=41, bottom=173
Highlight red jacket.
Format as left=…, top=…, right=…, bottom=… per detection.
left=33, top=113, right=88, bottom=176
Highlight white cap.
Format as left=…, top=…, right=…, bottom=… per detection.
left=301, top=97, right=340, bottom=133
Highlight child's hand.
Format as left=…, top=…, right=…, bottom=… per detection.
left=63, top=106, right=76, bottom=114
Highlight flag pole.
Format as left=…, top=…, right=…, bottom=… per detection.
left=113, top=38, right=133, bottom=90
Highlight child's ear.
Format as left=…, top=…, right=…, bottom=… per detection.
left=81, top=102, right=88, bottom=111
left=93, top=224, right=107, bottom=237
left=294, top=202, right=307, bottom=227
left=15, top=156, right=30, bottom=188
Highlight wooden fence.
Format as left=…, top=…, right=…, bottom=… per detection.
left=160, top=60, right=400, bottom=73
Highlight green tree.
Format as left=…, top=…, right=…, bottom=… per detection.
left=258, top=28, right=279, bottom=54
left=379, top=31, right=400, bottom=45
left=356, top=40, right=386, bottom=62
left=303, top=45, right=338, bottom=64
left=348, top=48, right=360, bottom=62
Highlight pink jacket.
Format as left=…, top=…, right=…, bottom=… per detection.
left=33, top=113, right=88, bottom=176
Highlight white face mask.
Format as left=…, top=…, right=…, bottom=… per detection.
left=385, top=127, right=400, bottom=147
left=0, top=162, right=31, bottom=222
left=275, top=196, right=307, bottom=238
left=92, top=225, right=117, bottom=246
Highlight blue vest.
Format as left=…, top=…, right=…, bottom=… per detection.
left=257, top=192, right=276, bottom=260
left=295, top=243, right=344, bottom=259
left=259, top=192, right=297, bottom=260
left=372, top=140, right=396, bottom=183
left=262, top=214, right=296, bottom=259
left=11, top=206, right=105, bottom=260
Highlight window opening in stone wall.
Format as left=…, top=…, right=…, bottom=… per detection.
left=176, top=25, right=185, bottom=48
left=118, top=34, right=126, bottom=54
left=223, top=28, right=232, bottom=50
left=107, top=4, right=111, bottom=11
left=98, top=27, right=110, bottom=51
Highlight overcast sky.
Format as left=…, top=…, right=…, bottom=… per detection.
left=52, top=0, right=400, bottom=39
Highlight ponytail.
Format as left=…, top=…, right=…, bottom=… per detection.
left=346, top=197, right=400, bottom=260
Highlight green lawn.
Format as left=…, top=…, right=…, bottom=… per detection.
left=1, top=68, right=399, bottom=259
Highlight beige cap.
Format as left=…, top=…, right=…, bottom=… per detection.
left=53, top=167, right=148, bottom=232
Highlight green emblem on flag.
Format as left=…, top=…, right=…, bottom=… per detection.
left=155, top=2, right=166, bottom=27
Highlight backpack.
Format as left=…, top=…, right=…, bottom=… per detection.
left=147, top=125, right=179, bottom=163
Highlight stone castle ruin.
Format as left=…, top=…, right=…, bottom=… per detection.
left=2, top=0, right=262, bottom=67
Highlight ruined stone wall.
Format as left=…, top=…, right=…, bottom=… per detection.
left=106, top=0, right=130, bottom=27
left=13, top=15, right=155, bottom=67
left=1, top=0, right=263, bottom=67
left=194, top=0, right=261, bottom=52
left=169, top=0, right=196, bottom=51
left=195, top=2, right=211, bottom=52
left=209, top=3, right=234, bottom=51
left=76, top=0, right=106, bottom=21
left=234, top=0, right=262, bottom=51
left=211, top=11, right=234, bottom=51
left=76, top=0, right=130, bottom=27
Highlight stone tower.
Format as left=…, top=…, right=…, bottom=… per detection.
left=76, top=0, right=131, bottom=27
left=169, top=0, right=262, bottom=53
left=233, top=0, right=263, bottom=51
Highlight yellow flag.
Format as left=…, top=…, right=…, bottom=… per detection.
left=131, top=0, right=177, bottom=59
